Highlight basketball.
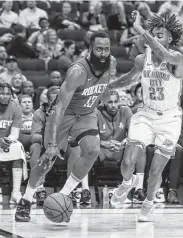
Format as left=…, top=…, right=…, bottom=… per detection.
left=43, top=193, right=73, bottom=223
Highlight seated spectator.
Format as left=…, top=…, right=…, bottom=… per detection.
left=22, top=81, right=35, bottom=100
left=0, top=46, right=8, bottom=72
left=81, top=1, right=107, bottom=31
left=30, top=86, right=60, bottom=204
left=0, top=1, right=18, bottom=28
left=50, top=1, right=81, bottom=31
left=0, top=82, right=27, bottom=204
left=19, top=95, right=34, bottom=153
left=19, top=0, right=48, bottom=30
left=47, top=71, right=63, bottom=87
left=37, top=28, right=63, bottom=61
left=28, top=17, right=50, bottom=49
left=11, top=72, right=24, bottom=98
left=33, top=86, right=47, bottom=110
left=0, top=56, right=27, bottom=84
left=107, top=2, right=127, bottom=30
left=97, top=90, right=146, bottom=202
left=131, top=83, right=143, bottom=114
left=59, top=40, right=76, bottom=68
left=7, top=24, right=37, bottom=58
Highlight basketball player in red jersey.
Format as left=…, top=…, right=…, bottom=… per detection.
left=110, top=11, right=183, bottom=222
left=15, top=31, right=117, bottom=221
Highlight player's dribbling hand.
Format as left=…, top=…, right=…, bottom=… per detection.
left=132, top=10, right=145, bottom=35
left=0, top=137, right=12, bottom=150
left=38, top=145, right=63, bottom=169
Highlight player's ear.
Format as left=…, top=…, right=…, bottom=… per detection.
left=168, top=36, right=173, bottom=44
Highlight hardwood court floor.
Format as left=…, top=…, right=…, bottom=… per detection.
left=0, top=203, right=183, bottom=238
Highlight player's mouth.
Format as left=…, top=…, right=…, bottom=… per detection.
left=100, top=59, right=106, bottom=63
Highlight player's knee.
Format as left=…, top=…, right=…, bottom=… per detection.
left=81, top=136, right=100, bottom=159
left=12, top=159, right=23, bottom=168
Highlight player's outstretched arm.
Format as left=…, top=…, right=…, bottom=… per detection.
left=132, top=10, right=183, bottom=65
left=48, top=64, right=87, bottom=146
left=109, top=54, right=144, bottom=88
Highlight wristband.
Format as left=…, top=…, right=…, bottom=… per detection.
left=48, top=143, right=57, bottom=147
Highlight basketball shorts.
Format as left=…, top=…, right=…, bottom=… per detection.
left=0, top=140, right=27, bottom=180
left=44, top=111, right=99, bottom=153
left=128, top=106, right=182, bottom=155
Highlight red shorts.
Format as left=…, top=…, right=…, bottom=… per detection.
left=44, top=111, right=98, bottom=152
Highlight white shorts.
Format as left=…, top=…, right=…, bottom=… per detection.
left=128, top=106, right=182, bottom=155
left=0, top=140, right=27, bottom=180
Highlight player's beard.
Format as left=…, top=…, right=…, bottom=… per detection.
left=90, top=50, right=111, bottom=71
left=0, top=99, right=10, bottom=112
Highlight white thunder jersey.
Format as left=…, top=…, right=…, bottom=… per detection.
left=141, top=47, right=182, bottom=112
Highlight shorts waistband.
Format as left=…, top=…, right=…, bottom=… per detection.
left=144, top=105, right=180, bottom=116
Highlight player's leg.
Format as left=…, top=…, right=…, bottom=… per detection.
left=60, top=134, right=100, bottom=196
left=15, top=115, right=74, bottom=222
left=138, top=113, right=182, bottom=222
left=111, top=112, right=153, bottom=206
left=10, top=159, right=23, bottom=204
left=66, top=144, right=91, bottom=204
left=29, top=143, right=46, bottom=205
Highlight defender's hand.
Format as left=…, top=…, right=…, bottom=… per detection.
left=132, top=10, right=145, bottom=34
left=38, top=145, right=63, bottom=169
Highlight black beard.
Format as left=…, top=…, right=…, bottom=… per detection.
left=90, top=51, right=111, bottom=71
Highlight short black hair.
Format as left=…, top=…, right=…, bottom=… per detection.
left=64, top=40, right=75, bottom=49
left=108, top=90, right=119, bottom=100
left=90, top=31, right=110, bottom=45
left=0, top=82, right=15, bottom=98
left=12, top=24, right=25, bottom=34
left=148, top=13, right=183, bottom=46
left=134, top=83, right=142, bottom=96
left=39, top=17, right=48, bottom=26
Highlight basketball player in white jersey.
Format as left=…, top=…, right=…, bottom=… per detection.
left=110, top=11, right=183, bottom=222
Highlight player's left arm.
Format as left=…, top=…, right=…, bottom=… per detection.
left=132, top=10, right=183, bottom=65
left=8, top=104, right=22, bottom=141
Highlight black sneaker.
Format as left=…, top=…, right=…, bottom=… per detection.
left=15, top=198, right=31, bottom=222
left=167, top=190, right=179, bottom=204
left=80, top=189, right=91, bottom=204
left=36, top=190, right=46, bottom=206
left=133, top=189, right=146, bottom=204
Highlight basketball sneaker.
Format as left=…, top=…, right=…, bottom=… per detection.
left=36, top=189, right=47, bottom=206
left=167, top=190, right=179, bottom=204
left=80, top=189, right=91, bottom=204
left=15, top=198, right=31, bottom=222
left=111, top=175, right=139, bottom=207
left=137, top=200, right=154, bottom=222
left=133, top=189, right=146, bottom=204
left=9, top=191, right=22, bottom=204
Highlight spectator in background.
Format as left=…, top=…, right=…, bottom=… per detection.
left=11, top=72, right=24, bottom=98
left=30, top=86, right=60, bottom=205
left=0, top=1, right=18, bottom=28
left=131, top=83, right=143, bottom=114
left=37, top=28, right=63, bottom=61
left=28, top=17, right=50, bottom=50
left=0, top=56, right=27, bottom=85
left=33, top=86, right=47, bottom=110
left=107, top=2, right=127, bottom=30
left=117, top=90, right=129, bottom=106
left=0, top=46, right=8, bottom=72
left=19, top=0, right=48, bottom=30
left=157, top=1, right=183, bottom=19
left=22, top=81, right=34, bottom=100
left=59, top=40, right=76, bottom=69
left=48, top=71, right=63, bottom=87
left=81, top=1, right=107, bottom=31
left=80, top=31, right=92, bottom=58
left=19, top=95, right=34, bottom=153
left=50, top=1, right=80, bottom=31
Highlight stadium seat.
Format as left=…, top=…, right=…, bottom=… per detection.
left=116, top=58, right=133, bottom=73
left=57, top=29, right=86, bottom=42
left=17, top=59, right=45, bottom=71
left=48, top=59, right=70, bottom=72
left=25, top=74, right=50, bottom=87
left=111, top=45, right=127, bottom=58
